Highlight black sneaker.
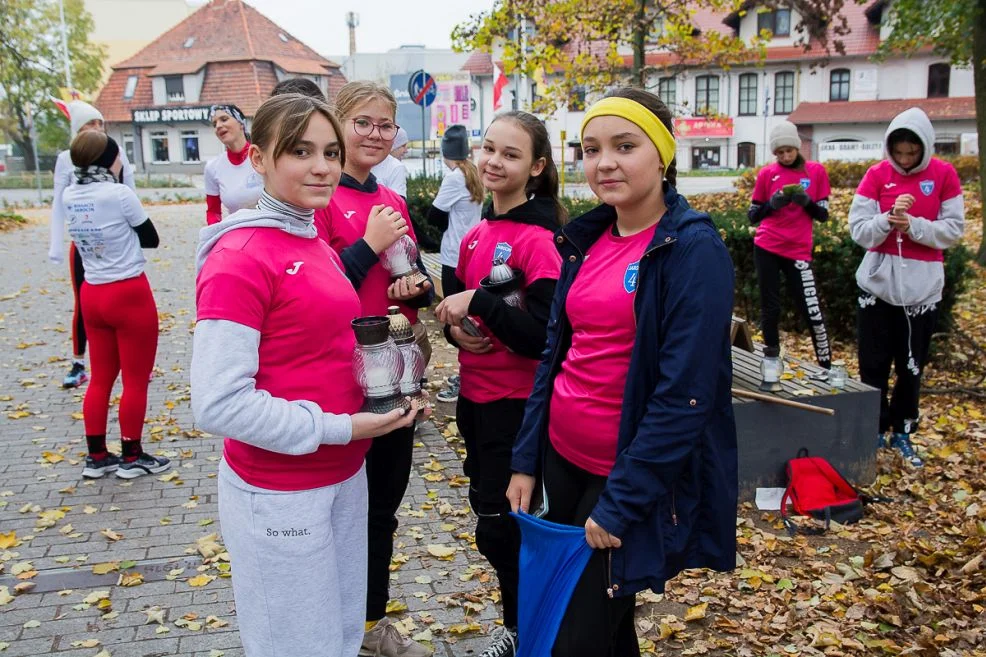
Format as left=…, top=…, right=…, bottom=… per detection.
left=479, top=627, right=517, bottom=657
left=82, top=453, right=122, bottom=479
left=115, top=453, right=171, bottom=479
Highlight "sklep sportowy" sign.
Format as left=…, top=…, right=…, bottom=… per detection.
left=131, top=106, right=212, bottom=124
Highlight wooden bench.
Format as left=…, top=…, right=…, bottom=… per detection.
left=730, top=346, right=879, bottom=500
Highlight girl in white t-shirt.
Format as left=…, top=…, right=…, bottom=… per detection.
left=203, top=104, right=263, bottom=225
left=63, top=132, right=169, bottom=481
left=430, top=124, right=483, bottom=296
left=50, top=100, right=136, bottom=390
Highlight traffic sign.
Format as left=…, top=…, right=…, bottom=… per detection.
left=408, top=70, right=437, bottom=108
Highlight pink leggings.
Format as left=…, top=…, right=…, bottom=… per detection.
left=81, top=274, right=158, bottom=440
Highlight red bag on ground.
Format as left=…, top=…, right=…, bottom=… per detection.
left=780, top=448, right=865, bottom=535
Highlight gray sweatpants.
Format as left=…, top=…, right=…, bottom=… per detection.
left=218, top=459, right=368, bottom=657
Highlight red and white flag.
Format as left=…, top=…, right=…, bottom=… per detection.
left=51, top=97, right=71, bottom=121
left=493, top=62, right=508, bottom=110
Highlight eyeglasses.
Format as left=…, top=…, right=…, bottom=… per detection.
left=352, top=118, right=399, bottom=140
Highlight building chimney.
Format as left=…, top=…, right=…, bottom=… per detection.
left=346, top=12, right=359, bottom=55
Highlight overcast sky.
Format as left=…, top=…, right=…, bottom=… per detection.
left=240, top=0, right=498, bottom=60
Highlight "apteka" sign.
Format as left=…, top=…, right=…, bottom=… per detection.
left=131, top=106, right=212, bottom=124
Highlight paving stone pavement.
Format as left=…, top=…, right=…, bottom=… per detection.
left=0, top=205, right=498, bottom=657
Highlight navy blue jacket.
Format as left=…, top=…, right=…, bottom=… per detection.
left=512, top=184, right=738, bottom=597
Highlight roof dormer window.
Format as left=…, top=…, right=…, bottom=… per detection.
left=123, top=75, right=138, bottom=99
left=278, top=33, right=289, bottom=42
left=758, top=8, right=791, bottom=37
left=183, top=37, right=195, bottom=48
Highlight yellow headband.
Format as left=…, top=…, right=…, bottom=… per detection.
left=580, top=97, right=676, bottom=168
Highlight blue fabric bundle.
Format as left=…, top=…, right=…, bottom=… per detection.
left=512, top=512, right=593, bottom=657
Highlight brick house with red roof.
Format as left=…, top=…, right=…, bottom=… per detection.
left=95, top=0, right=346, bottom=173
left=496, top=1, right=976, bottom=170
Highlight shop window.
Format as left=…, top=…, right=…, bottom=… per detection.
left=692, top=146, right=721, bottom=169
left=151, top=132, right=169, bottom=163
left=737, top=142, right=756, bottom=168
left=181, top=130, right=200, bottom=163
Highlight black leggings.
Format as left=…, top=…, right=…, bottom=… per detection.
left=364, top=423, right=415, bottom=621
left=458, top=395, right=525, bottom=628
left=70, top=242, right=87, bottom=358
left=543, top=442, right=639, bottom=657
left=754, top=245, right=831, bottom=368
left=857, top=291, right=938, bottom=435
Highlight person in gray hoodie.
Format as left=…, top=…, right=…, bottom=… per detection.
left=848, top=107, right=965, bottom=467
left=191, top=93, right=426, bottom=657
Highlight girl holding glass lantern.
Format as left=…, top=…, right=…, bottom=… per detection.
left=747, top=120, right=833, bottom=376
left=435, top=111, right=565, bottom=657
left=313, top=81, right=435, bottom=657
left=191, top=93, right=425, bottom=657
left=507, top=89, right=737, bottom=656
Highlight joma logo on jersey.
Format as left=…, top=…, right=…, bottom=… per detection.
left=493, top=242, right=513, bottom=263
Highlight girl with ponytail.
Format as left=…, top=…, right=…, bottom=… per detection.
left=435, top=111, right=565, bottom=657
left=507, top=88, right=737, bottom=656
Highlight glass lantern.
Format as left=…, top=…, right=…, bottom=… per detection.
left=759, top=346, right=784, bottom=393
left=351, top=316, right=409, bottom=414
left=387, top=306, right=425, bottom=399
left=480, top=258, right=525, bottom=309
left=382, top=235, right=429, bottom=288
left=829, top=360, right=847, bottom=389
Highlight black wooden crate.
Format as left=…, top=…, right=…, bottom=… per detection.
left=730, top=347, right=880, bottom=500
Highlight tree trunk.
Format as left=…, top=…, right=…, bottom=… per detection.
left=11, top=133, right=36, bottom=173
left=632, top=0, right=647, bottom=87
left=973, top=11, right=986, bottom=265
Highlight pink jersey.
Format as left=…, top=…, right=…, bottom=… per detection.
left=196, top=227, right=369, bottom=491
left=315, top=184, right=420, bottom=323
left=549, top=224, right=657, bottom=476
left=752, top=161, right=830, bottom=261
left=456, top=219, right=561, bottom=403
left=856, top=158, right=961, bottom=262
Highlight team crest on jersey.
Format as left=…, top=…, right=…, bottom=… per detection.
left=493, top=242, right=513, bottom=263
left=800, top=177, right=810, bottom=190
left=624, top=262, right=640, bottom=293
left=920, top=180, right=935, bottom=196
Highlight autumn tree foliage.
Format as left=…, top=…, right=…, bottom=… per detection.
left=0, top=0, right=105, bottom=171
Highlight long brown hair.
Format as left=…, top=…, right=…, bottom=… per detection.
left=489, top=111, right=567, bottom=224
left=604, top=87, right=678, bottom=186
left=70, top=130, right=109, bottom=168
left=250, top=93, right=345, bottom=167
left=450, top=159, right=484, bottom=203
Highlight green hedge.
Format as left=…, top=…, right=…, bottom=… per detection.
left=712, top=208, right=974, bottom=341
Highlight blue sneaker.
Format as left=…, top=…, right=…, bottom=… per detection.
left=63, top=362, right=88, bottom=388
left=890, top=433, right=923, bottom=468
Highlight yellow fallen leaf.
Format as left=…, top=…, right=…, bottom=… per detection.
left=144, top=607, right=166, bottom=625
left=22, top=620, right=41, bottom=628
left=82, top=590, right=110, bottom=604
left=10, top=562, right=34, bottom=575
left=83, top=506, right=98, bottom=514
left=187, top=574, right=215, bottom=587
left=71, top=412, right=84, bottom=420
left=447, top=622, right=482, bottom=635
left=70, top=639, right=100, bottom=648
left=158, top=471, right=180, bottom=482
left=385, top=600, right=408, bottom=614
left=118, top=572, right=144, bottom=587
left=41, top=452, right=64, bottom=464
left=0, top=532, right=19, bottom=549
left=0, top=587, right=13, bottom=606
left=684, top=602, right=708, bottom=621
left=92, top=562, right=120, bottom=575
left=12, top=582, right=34, bottom=594
left=426, top=545, right=456, bottom=559
left=155, top=626, right=170, bottom=634
left=94, top=651, right=112, bottom=657
left=206, top=615, right=228, bottom=628
left=100, top=529, right=123, bottom=542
